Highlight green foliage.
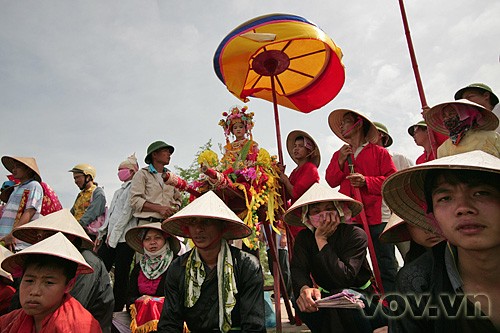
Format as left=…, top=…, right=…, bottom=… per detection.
left=174, top=139, right=213, bottom=207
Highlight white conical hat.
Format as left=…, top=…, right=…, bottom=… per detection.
left=12, top=209, right=93, bottom=248
left=125, top=222, right=181, bottom=254
left=162, top=191, right=251, bottom=240
left=383, top=150, right=500, bottom=232
left=1, top=232, right=93, bottom=278
left=284, top=183, right=363, bottom=226
left=0, top=245, right=14, bottom=281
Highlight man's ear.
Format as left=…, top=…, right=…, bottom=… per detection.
left=65, top=277, right=77, bottom=293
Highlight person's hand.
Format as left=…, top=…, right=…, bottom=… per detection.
left=296, top=286, right=321, bottom=313
left=137, top=295, right=152, bottom=302
left=373, top=326, right=388, bottom=333
left=93, top=238, right=102, bottom=252
left=158, top=205, right=175, bottom=218
left=315, top=211, right=340, bottom=241
left=346, top=173, right=366, bottom=188
left=338, top=145, right=353, bottom=167
left=2, top=234, right=16, bottom=252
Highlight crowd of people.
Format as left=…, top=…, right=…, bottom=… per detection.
left=0, top=82, right=499, bottom=333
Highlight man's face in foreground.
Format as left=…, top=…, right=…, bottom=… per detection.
left=431, top=174, right=500, bottom=251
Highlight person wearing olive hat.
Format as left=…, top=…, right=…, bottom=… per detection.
left=373, top=121, right=414, bottom=261
left=0, top=156, right=43, bottom=251
left=130, top=141, right=182, bottom=226
left=407, top=120, right=447, bottom=165
left=454, top=83, right=499, bottom=131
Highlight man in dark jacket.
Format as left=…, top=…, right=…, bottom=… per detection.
left=159, top=191, right=265, bottom=333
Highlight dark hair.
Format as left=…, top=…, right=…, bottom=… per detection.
left=424, top=169, right=500, bottom=213
left=23, top=254, right=78, bottom=283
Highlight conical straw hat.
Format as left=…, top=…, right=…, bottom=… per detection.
left=379, top=214, right=411, bottom=244
left=382, top=150, right=500, bottom=232
left=1, top=156, right=42, bottom=183
left=12, top=209, right=93, bottom=248
left=0, top=245, right=14, bottom=281
left=1, top=232, right=93, bottom=278
left=125, top=222, right=181, bottom=254
left=162, top=191, right=251, bottom=240
left=286, top=130, right=321, bottom=167
left=284, top=183, right=363, bottom=226
left=328, top=109, right=379, bottom=144
left=423, top=99, right=498, bottom=135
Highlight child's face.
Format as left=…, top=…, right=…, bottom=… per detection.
left=20, top=265, right=71, bottom=321
left=293, top=139, right=310, bottom=162
left=231, top=122, right=246, bottom=140
left=431, top=177, right=500, bottom=251
left=406, top=223, right=444, bottom=248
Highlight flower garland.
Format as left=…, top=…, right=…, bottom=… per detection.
left=195, top=146, right=283, bottom=250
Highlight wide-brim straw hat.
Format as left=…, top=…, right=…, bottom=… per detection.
left=286, top=130, right=321, bottom=167
left=1, top=232, right=93, bottom=278
left=12, top=209, right=94, bottom=249
left=407, top=120, right=427, bottom=136
left=283, top=183, right=363, bottom=226
left=328, top=109, right=379, bottom=144
left=1, top=156, right=42, bottom=183
left=125, top=222, right=181, bottom=255
left=379, top=214, right=411, bottom=244
left=0, top=245, right=14, bottom=281
left=382, top=150, right=500, bottom=232
left=162, top=191, right=251, bottom=240
left=373, top=121, right=393, bottom=148
left=423, top=99, right=499, bottom=135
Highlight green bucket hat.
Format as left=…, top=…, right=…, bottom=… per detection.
left=407, top=120, right=427, bottom=136
left=373, top=121, right=393, bottom=148
left=145, top=141, right=175, bottom=164
left=454, top=83, right=499, bottom=107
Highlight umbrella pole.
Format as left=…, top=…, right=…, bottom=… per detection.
left=268, top=75, right=298, bottom=327
left=398, top=0, right=439, bottom=159
left=270, top=76, right=285, bottom=163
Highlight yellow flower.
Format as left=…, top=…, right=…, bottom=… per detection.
left=197, top=150, right=219, bottom=167
left=257, top=148, right=271, bottom=166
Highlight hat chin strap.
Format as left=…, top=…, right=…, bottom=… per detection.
left=342, top=118, right=363, bottom=137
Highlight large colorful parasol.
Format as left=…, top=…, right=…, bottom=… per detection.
left=214, top=13, right=345, bottom=328
left=214, top=13, right=344, bottom=163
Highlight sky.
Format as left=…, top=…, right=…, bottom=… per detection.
left=1, top=0, right=499, bottom=207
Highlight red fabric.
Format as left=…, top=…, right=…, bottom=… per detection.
left=132, top=296, right=164, bottom=329
left=0, top=283, right=15, bottom=316
left=0, top=294, right=102, bottom=333
left=40, top=182, right=63, bottom=216
left=138, top=270, right=162, bottom=296
left=287, top=162, right=320, bottom=238
left=325, top=143, right=397, bottom=226
left=416, top=151, right=431, bottom=165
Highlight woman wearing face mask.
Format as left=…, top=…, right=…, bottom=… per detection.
left=125, top=223, right=180, bottom=333
left=284, top=183, right=384, bottom=333
left=96, top=153, right=139, bottom=312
